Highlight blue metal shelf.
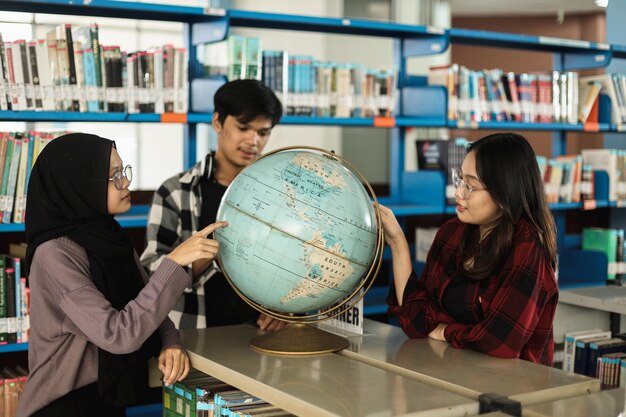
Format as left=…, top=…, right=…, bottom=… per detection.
left=448, top=120, right=613, bottom=132
left=386, top=203, right=447, bottom=216
left=0, top=342, right=28, bottom=353
left=0, top=215, right=148, bottom=232
left=0, top=111, right=618, bottom=132
left=0, top=0, right=212, bottom=22
left=0, top=111, right=167, bottom=123
left=612, top=44, right=626, bottom=59
left=228, top=9, right=446, bottom=40
left=281, top=116, right=376, bottom=126
left=126, top=403, right=162, bottom=417
left=449, top=28, right=611, bottom=70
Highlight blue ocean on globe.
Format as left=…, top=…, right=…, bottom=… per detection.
left=215, top=150, right=378, bottom=314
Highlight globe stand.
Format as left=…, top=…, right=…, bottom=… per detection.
left=250, top=323, right=349, bottom=355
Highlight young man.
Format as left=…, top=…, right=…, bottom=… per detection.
left=141, top=79, right=285, bottom=331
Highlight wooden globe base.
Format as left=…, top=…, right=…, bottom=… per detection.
left=250, top=323, right=349, bottom=355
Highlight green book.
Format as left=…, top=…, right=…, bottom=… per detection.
left=582, top=227, right=619, bottom=281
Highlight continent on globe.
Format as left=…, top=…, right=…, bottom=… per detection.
left=280, top=231, right=355, bottom=305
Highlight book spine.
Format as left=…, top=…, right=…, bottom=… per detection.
left=3, top=138, right=22, bottom=224
left=5, top=268, right=15, bottom=344
left=0, top=256, right=5, bottom=344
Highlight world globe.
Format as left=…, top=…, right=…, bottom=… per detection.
left=215, top=146, right=383, bottom=354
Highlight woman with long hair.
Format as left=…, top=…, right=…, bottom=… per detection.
left=381, top=132, right=558, bottom=365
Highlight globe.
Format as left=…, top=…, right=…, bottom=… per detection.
left=214, top=146, right=383, bottom=354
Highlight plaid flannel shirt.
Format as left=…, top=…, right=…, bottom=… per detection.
left=388, top=217, right=558, bottom=365
left=140, top=155, right=219, bottom=329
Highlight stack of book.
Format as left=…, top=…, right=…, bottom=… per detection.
left=0, top=246, right=30, bottom=347
left=201, top=35, right=262, bottom=82
left=428, top=64, right=589, bottom=125
left=0, top=365, right=28, bottom=417
left=267, top=55, right=396, bottom=118
left=0, top=131, right=63, bottom=225
left=536, top=154, right=585, bottom=204
left=580, top=73, right=626, bottom=127
left=163, top=369, right=293, bottom=417
left=563, top=329, right=626, bottom=389
left=0, top=24, right=188, bottom=114
left=581, top=148, right=626, bottom=202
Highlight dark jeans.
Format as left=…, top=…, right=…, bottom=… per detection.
left=31, top=383, right=126, bottom=417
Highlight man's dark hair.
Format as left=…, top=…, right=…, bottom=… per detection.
left=213, top=79, right=283, bottom=127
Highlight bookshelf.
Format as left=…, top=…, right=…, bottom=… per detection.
left=0, top=0, right=625, bottom=380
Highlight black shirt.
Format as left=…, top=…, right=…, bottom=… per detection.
left=199, top=175, right=259, bottom=327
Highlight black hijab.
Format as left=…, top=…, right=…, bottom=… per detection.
left=25, top=132, right=160, bottom=406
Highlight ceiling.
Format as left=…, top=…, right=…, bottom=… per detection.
left=450, top=0, right=607, bottom=16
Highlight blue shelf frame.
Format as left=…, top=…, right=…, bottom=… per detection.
left=0, top=0, right=212, bottom=22
left=0, top=342, right=28, bottom=353
left=449, top=28, right=612, bottom=70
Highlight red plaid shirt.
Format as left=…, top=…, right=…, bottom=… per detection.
left=388, top=217, right=558, bottom=365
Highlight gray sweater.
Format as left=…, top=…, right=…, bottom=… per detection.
left=16, top=236, right=191, bottom=417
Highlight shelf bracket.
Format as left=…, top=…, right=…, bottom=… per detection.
left=402, top=34, right=448, bottom=57
left=191, top=15, right=229, bottom=45
left=562, top=50, right=612, bottom=70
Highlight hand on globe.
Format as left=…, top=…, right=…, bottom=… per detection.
left=166, top=221, right=228, bottom=267
left=376, top=203, right=407, bottom=249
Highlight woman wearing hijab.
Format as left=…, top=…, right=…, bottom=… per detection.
left=16, top=133, right=226, bottom=417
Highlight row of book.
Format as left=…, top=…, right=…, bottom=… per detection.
left=563, top=329, right=626, bottom=390
left=582, top=148, right=626, bottom=202
left=538, top=148, right=626, bottom=204
left=262, top=52, right=397, bottom=118
left=415, top=138, right=626, bottom=207
left=0, top=246, right=30, bottom=345
left=0, top=365, right=27, bottom=417
left=582, top=227, right=626, bottom=285
left=427, top=64, right=620, bottom=125
left=536, top=154, right=592, bottom=204
left=164, top=369, right=292, bottom=417
left=201, top=35, right=398, bottom=118
left=587, top=73, right=626, bottom=126
left=0, top=23, right=188, bottom=114
left=0, top=131, right=61, bottom=225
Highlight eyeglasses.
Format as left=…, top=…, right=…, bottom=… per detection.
left=109, top=165, right=132, bottom=190
left=451, top=168, right=485, bottom=200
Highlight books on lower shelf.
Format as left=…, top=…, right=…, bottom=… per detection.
left=163, top=369, right=293, bottom=417
left=0, top=251, right=30, bottom=346
left=1, top=365, right=28, bottom=417
left=564, top=329, right=626, bottom=389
